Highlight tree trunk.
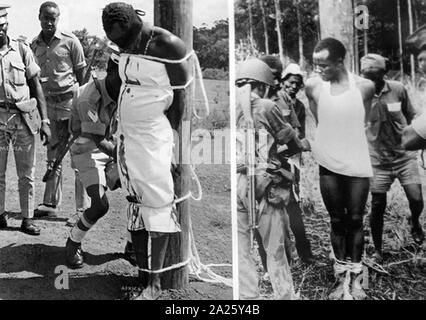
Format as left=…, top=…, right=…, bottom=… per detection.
left=274, top=0, right=285, bottom=66
left=397, top=0, right=404, bottom=79
left=154, top=0, right=192, bottom=290
left=247, top=0, right=255, bottom=52
left=260, top=0, right=270, bottom=54
left=363, top=0, right=368, bottom=55
left=318, top=0, right=354, bottom=71
left=295, top=0, right=305, bottom=68
left=414, top=0, right=420, bottom=29
left=408, top=0, right=415, bottom=82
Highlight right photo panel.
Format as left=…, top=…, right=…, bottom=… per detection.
left=234, top=0, right=426, bottom=300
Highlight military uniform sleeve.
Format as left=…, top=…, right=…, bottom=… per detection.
left=296, top=99, right=306, bottom=138
left=264, top=104, right=297, bottom=145
left=20, top=42, right=40, bottom=80
left=78, top=99, right=107, bottom=136
left=401, top=86, right=416, bottom=124
left=412, top=112, right=426, bottom=139
left=70, top=36, right=87, bottom=70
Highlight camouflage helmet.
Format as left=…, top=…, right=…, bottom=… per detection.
left=236, top=58, right=275, bottom=87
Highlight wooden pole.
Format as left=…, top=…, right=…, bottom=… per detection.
left=318, top=0, right=355, bottom=72
left=408, top=0, right=415, bottom=82
left=397, top=0, right=404, bottom=79
left=154, top=0, right=192, bottom=290
left=260, top=0, right=270, bottom=54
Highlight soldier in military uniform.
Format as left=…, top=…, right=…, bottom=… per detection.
left=31, top=1, right=87, bottom=225
left=0, top=4, right=51, bottom=235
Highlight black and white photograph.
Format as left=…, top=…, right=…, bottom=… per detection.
left=0, top=0, right=232, bottom=300
left=235, top=0, right=426, bottom=300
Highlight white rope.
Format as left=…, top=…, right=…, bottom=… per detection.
left=332, top=257, right=369, bottom=300
left=192, top=53, right=210, bottom=120
left=188, top=215, right=233, bottom=287
left=174, top=164, right=203, bottom=204
left=130, top=50, right=195, bottom=64
left=138, top=258, right=191, bottom=274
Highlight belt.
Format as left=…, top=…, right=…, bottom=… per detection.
left=47, top=92, right=74, bottom=103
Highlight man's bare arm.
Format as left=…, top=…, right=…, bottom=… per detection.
left=402, top=125, right=426, bottom=150
left=305, top=77, right=319, bottom=125
left=74, top=67, right=85, bottom=86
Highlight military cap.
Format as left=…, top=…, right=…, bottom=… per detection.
left=360, top=53, right=387, bottom=71
left=406, top=24, right=426, bottom=55
left=0, top=4, right=10, bottom=24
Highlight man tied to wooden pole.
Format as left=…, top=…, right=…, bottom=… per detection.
left=102, top=2, right=190, bottom=300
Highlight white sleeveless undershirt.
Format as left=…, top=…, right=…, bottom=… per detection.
left=311, top=73, right=373, bottom=177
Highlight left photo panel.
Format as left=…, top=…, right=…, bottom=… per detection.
left=0, top=0, right=233, bottom=300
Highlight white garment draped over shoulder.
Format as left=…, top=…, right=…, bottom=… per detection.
left=311, top=73, right=373, bottom=178
left=117, top=53, right=180, bottom=233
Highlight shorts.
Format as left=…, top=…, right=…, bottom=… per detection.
left=71, top=149, right=110, bottom=188
left=370, top=158, right=422, bottom=193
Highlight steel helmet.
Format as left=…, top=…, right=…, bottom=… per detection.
left=282, top=63, right=304, bottom=84
left=236, top=58, right=275, bottom=87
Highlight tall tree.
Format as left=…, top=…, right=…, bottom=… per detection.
left=295, top=0, right=305, bottom=68
left=274, top=0, right=285, bottom=65
left=397, top=0, right=404, bottom=76
left=408, top=0, right=416, bottom=81
left=318, top=0, right=354, bottom=71
left=260, top=0, right=270, bottom=54
left=247, top=0, right=255, bottom=51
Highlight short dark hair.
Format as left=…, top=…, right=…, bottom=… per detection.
left=102, top=2, right=141, bottom=33
left=314, top=37, right=346, bottom=62
left=39, top=1, right=59, bottom=15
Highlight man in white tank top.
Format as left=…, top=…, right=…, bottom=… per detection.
left=305, top=38, right=375, bottom=300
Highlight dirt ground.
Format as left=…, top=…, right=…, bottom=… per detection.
left=0, top=136, right=232, bottom=300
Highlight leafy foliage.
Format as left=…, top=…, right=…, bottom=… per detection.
left=194, top=19, right=229, bottom=71
left=235, top=0, right=426, bottom=74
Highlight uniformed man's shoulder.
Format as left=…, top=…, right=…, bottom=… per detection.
left=60, top=30, right=77, bottom=39
left=60, top=30, right=83, bottom=45
left=14, top=37, right=30, bottom=47
left=10, top=38, right=32, bottom=54
left=255, top=97, right=276, bottom=110
left=386, top=79, right=406, bottom=92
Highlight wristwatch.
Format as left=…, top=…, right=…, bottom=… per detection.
left=41, top=119, right=51, bottom=125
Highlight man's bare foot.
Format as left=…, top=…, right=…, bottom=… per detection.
left=351, top=273, right=367, bottom=300
left=329, top=275, right=345, bottom=300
